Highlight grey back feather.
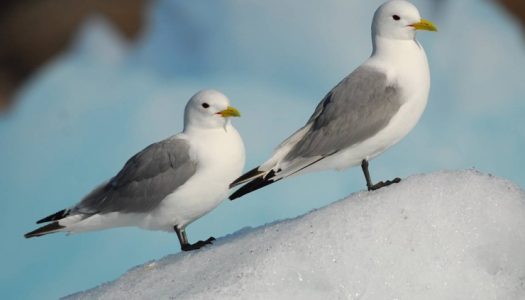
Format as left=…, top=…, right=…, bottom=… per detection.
left=285, top=66, right=402, bottom=159
left=74, top=137, right=197, bottom=215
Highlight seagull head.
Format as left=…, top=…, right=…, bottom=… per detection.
left=372, top=0, right=437, bottom=41
left=184, top=89, right=241, bottom=130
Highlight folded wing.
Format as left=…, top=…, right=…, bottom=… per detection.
left=230, top=66, right=402, bottom=200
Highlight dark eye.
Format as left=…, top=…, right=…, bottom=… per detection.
left=202, top=103, right=209, bottom=108
left=392, top=15, right=401, bottom=21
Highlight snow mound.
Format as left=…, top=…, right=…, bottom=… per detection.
left=66, top=170, right=525, bottom=300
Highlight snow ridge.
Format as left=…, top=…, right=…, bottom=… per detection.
left=66, top=170, right=525, bottom=300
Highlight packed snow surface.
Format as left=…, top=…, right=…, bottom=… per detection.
left=67, top=170, right=525, bottom=300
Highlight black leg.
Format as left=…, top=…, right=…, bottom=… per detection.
left=361, top=159, right=373, bottom=189
left=360, top=159, right=401, bottom=191
left=174, top=226, right=215, bottom=252
left=174, top=226, right=189, bottom=247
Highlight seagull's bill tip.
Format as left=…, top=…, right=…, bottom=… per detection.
left=410, top=18, right=438, bottom=32
left=218, top=106, right=241, bottom=117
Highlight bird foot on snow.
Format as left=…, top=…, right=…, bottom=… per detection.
left=181, top=237, right=216, bottom=251
left=368, top=177, right=401, bottom=191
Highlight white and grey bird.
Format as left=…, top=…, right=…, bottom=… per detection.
left=230, top=0, right=436, bottom=200
left=25, top=90, right=245, bottom=251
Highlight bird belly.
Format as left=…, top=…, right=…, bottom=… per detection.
left=145, top=173, right=230, bottom=230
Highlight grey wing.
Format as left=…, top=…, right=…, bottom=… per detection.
left=73, top=137, right=197, bottom=215
left=285, top=66, right=402, bottom=160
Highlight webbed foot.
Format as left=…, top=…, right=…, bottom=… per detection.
left=181, top=237, right=216, bottom=251
left=368, top=177, right=401, bottom=191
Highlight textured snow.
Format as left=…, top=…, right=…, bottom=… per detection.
left=67, top=170, right=525, bottom=300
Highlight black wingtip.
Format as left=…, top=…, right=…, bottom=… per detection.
left=229, top=166, right=264, bottom=189
left=36, top=209, right=69, bottom=224
left=24, top=222, right=64, bottom=238
left=229, top=170, right=279, bottom=200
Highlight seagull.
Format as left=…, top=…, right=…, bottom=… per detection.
left=25, top=90, right=245, bottom=251
left=229, top=0, right=436, bottom=200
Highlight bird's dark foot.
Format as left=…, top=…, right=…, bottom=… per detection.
left=368, top=177, right=401, bottom=191
left=181, top=237, right=216, bottom=251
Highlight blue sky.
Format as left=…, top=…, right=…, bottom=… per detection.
left=1, top=0, right=524, bottom=298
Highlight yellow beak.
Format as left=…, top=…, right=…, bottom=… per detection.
left=218, top=106, right=241, bottom=118
left=410, top=18, right=438, bottom=32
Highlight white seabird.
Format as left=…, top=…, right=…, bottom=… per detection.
left=230, top=0, right=437, bottom=200
left=25, top=90, right=245, bottom=251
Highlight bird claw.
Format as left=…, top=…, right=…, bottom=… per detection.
left=181, top=236, right=216, bottom=251
left=368, top=177, right=401, bottom=191
left=202, top=236, right=216, bottom=244
left=391, top=177, right=402, bottom=184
